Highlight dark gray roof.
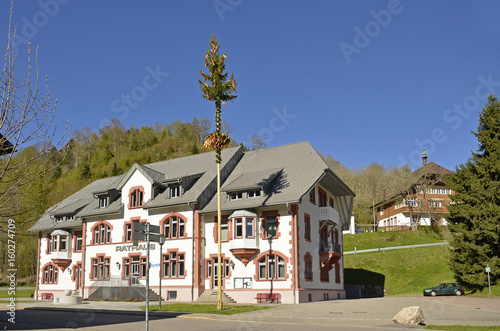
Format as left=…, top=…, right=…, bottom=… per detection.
left=30, top=147, right=243, bottom=231
left=222, top=167, right=283, bottom=191
left=200, top=141, right=354, bottom=214
left=79, top=198, right=124, bottom=218
left=116, top=163, right=166, bottom=190
left=29, top=175, right=122, bottom=232
left=144, top=147, right=242, bottom=209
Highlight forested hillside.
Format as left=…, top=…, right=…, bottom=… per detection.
left=0, top=117, right=409, bottom=283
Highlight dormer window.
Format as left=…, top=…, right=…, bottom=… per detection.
left=129, top=186, right=144, bottom=208
left=229, top=192, right=242, bottom=200
left=98, top=196, right=108, bottom=208
left=67, top=215, right=74, bottom=221
left=248, top=190, right=261, bottom=198
left=170, top=185, right=180, bottom=198
left=55, top=216, right=63, bottom=222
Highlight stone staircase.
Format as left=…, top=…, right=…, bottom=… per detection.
left=88, top=286, right=159, bottom=301
left=196, top=289, right=237, bottom=304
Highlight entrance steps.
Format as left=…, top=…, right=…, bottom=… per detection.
left=196, top=289, right=237, bottom=304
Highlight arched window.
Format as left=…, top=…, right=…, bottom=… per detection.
left=92, top=222, right=112, bottom=244
left=304, top=214, right=311, bottom=241
left=129, top=186, right=145, bottom=208
left=257, top=253, right=286, bottom=280
left=42, top=264, right=58, bottom=284
left=162, top=214, right=186, bottom=239
left=304, top=253, right=313, bottom=281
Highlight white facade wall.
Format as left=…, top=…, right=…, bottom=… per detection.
left=37, top=230, right=83, bottom=298
left=37, top=173, right=349, bottom=304
left=201, top=206, right=294, bottom=303
left=297, top=184, right=344, bottom=294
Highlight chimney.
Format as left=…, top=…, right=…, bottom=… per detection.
left=383, top=189, right=388, bottom=200
left=422, top=149, right=428, bottom=166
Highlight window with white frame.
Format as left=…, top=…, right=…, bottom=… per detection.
left=91, top=256, right=110, bottom=280
left=170, top=185, right=180, bottom=198
left=129, top=189, right=144, bottom=208
left=98, top=196, right=108, bottom=208
left=163, top=251, right=185, bottom=278
left=258, top=253, right=285, bottom=280
left=93, top=223, right=111, bottom=244
left=42, top=264, right=58, bottom=284
left=248, top=190, right=261, bottom=198
left=229, top=192, right=242, bottom=200
left=233, top=217, right=255, bottom=238
left=429, top=200, right=442, bottom=207
left=75, top=233, right=82, bottom=251
left=163, top=216, right=185, bottom=238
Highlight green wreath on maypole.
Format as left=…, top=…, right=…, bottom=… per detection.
left=199, top=35, right=237, bottom=163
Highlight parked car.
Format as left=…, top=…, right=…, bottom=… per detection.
left=423, top=283, right=465, bottom=296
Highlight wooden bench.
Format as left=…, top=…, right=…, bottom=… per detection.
left=40, top=293, right=53, bottom=300
left=255, top=293, right=281, bottom=303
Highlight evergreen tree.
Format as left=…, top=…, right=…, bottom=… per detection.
left=446, top=94, right=500, bottom=289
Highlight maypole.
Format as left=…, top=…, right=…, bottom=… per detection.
left=199, top=35, right=237, bottom=310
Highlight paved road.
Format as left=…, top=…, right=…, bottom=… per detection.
left=1, top=296, right=499, bottom=330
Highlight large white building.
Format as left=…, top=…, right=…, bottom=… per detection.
left=30, top=142, right=354, bottom=304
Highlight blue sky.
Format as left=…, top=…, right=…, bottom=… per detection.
left=2, top=0, right=500, bottom=172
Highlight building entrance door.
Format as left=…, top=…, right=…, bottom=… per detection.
left=131, top=256, right=140, bottom=285
left=212, top=259, right=219, bottom=289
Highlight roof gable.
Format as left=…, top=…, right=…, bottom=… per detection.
left=116, top=163, right=165, bottom=190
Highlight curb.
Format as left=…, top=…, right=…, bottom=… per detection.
left=24, top=306, right=182, bottom=318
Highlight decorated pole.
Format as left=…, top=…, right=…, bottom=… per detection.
left=199, top=35, right=237, bottom=310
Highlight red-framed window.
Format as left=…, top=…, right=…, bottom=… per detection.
left=162, top=250, right=186, bottom=278
left=122, top=254, right=148, bottom=279
left=92, top=222, right=112, bottom=244
left=259, top=211, right=281, bottom=240
left=90, top=255, right=111, bottom=280
left=73, top=231, right=82, bottom=252
left=213, top=216, right=231, bottom=243
left=233, top=217, right=255, bottom=239
left=255, top=252, right=287, bottom=281
left=162, top=214, right=186, bottom=239
left=123, top=219, right=141, bottom=242
left=318, top=188, right=327, bottom=207
left=309, top=188, right=316, bottom=204
left=335, top=261, right=341, bottom=284
left=304, top=253, right=313, bottom=281
left=304, top=213, right=311, bottom=241
left=42, top=263, right=59, bottom=284
left=128, top=186, right=145, bottom=209
left=205, top=256, right=230, bottom=279
left=48, top=234, right=68, bottom=252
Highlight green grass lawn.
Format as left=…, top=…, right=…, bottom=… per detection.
left=344, top=245, right=500, bottom=296
left=0, top=289, right=34, bottom=298
left=343, top=229, right=499, bottom=296
left=343, top=227, right=447, bottom=252
left=145, top=303, right=271, bottom=315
